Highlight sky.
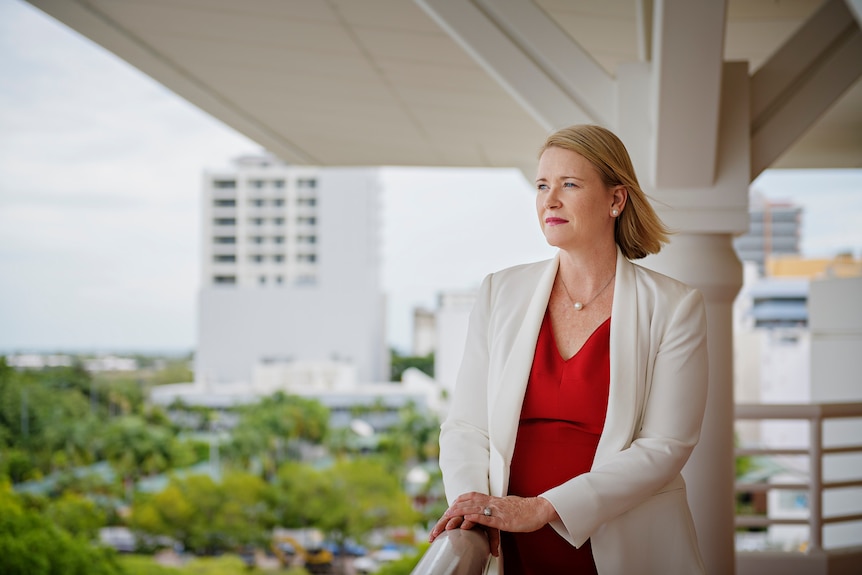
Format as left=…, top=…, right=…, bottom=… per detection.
left=1, top=0, right=860, bottom=355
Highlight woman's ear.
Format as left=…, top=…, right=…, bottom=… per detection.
left=611, top=185, right=628, bottom=215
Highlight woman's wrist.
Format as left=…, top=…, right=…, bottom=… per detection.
left=536, top=496, right=559, bottom=524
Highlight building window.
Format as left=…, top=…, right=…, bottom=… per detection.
left=214, top=218, right=236, bottom=226
left=214, top=199, right=236, bottom=207
left=213, top=180, right=236, bottom=188
left=297, top=235, right=316, bottom=244
left=259, top=276, right=267, bottom=285
left=213, top=275, right=236, bottom=284
left=249, top=179, right=265, bottom=188
left=297, top=216, right=317, bottom=225
left=250, top=217, right=264, bottom=226
left=273, top=236, right=285, bottom=244
left=273, top=179, right=285, bottom=188
left=275, top=276, right=284, bottom=284
left=297, top=197, right=317, bottom=207
left=274, top=217, right=285, bottom=225
left=297, top=253, right=317, bottom=263
left=251, top=236, right=264, bottom=244
left=273, top=198, right=285, bottom=207
left=250, top=198, right=265, bottom=207
left=214, top=255, right=236, bottom=263
left=297, top=178, right=317, bottom=189
left=273, top=254, right=284, bottom=263
left=251, top=254, right=264, bottom=263
left=214, top=236, right=236, bottom=244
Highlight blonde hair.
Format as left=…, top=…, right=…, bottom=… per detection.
left=540, top=124, right=669, bottom=259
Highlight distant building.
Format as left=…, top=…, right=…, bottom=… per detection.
left=411, top=307, right=436, bottom=358
left=431, top=290, right=477, bottom=398
left=195, top=155, right=387, bottom=387
left=733, top=190, right=802, bottom=275
left=734, top=255, right=862, bottom=550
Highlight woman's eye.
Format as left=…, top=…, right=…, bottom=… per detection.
left=537, top=183, right=548, bottom=191
left=563, top=182, right=576, bottom=188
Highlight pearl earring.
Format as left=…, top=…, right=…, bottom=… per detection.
left=612, top=209, right=619, bottom=216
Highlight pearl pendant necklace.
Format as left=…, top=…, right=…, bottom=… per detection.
left=561, top=272, right=615, bottom=311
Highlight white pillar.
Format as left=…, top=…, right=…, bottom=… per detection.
left=645, top=233, right=742, bottom=575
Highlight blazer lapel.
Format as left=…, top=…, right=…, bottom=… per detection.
left=594, top=249, right=640, bottom=465
left=489, top=254, right=559, bottom=467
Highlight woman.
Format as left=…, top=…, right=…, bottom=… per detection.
left=429, top=125, right=708, bottom=574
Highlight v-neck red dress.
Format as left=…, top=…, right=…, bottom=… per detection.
left=500, top=309, right=611, bottom=574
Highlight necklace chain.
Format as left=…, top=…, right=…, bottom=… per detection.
left=559, top=272, right=616, bottom=311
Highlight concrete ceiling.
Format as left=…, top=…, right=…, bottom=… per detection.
left=27, top=0, right=862, bottom=172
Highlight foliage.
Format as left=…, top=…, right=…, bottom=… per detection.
left=117, top=553, right=311, bottom=575
left=390, top=349, right=434, bottom=381
left=225, top=392, right=330, bottom=477
left=272, top=458, right=420, bottom=549
left=375, top=543, right=429, bottom=575
left=318, top=459, right=421, bottom=547
left=378, top=402, right=439, bottom=465
left=130, top=471, right=273, bottom=555
left=45, top=491, right=108, bottom=539
left=0, top=360, right=99, bottom=479
left=149, top=356, right=195, bottom=386
left=1, top=356, right=436, bottom=570
left=100, top=415, right=196, bottom=488
left=272, top=461, right=333, bottom=529
left=0, top=480, right=122, bottom=575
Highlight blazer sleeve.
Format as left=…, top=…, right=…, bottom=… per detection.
left=542, top=287, right=709, bottom=547
left=438, top=273, right=494, bottom=504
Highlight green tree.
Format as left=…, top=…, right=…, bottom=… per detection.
left=272, top=462, right=332, bottom=529
left=226, top=392, right=329, bottom=477
left=45, top=491, right=107, bottom=539
left=317, top=459, right=420, bottom=549
left=390, top=349, right=434, bottom=381
left=0, top=480, right=122, bottom=575
left=100, top=415, right=195, bottom=498
left=378, top=402, right=439, bottom=465
left=130, top=471, right=272, bottom=555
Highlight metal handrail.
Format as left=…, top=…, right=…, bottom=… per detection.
left=409, top=528, right=490, bottom=575
left=734, top=401, right=862, bottom=553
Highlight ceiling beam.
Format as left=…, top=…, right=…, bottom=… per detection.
left=414, top=0, right=597, bottom=132
left=28, top=0, right=318, bottom=165
left=473, top=0, right=616, bottom=127
left=650, top=0, right=726, bottom=188
left=751, top=0, right=862, bottom=179
left=636, top=0, right=654, bottom=62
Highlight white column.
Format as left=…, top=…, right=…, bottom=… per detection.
left=645, top=233, right=742, bottom=575
left=631, top=60, right=751, bottom=574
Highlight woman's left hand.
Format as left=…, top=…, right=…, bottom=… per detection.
left=443, top=492, right=559, bottom=534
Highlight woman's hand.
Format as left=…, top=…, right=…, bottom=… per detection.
left=429, top=492, right=559, bottom=557
left=429, top=510, right=500, bottom=557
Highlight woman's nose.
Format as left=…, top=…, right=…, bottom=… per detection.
left=544, top=187, right=561, bottom=208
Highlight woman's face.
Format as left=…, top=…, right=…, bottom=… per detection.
left=535, top=146, right=621, bottom=251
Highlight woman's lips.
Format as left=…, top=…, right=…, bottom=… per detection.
left=544, top=217, right=567, bottom=226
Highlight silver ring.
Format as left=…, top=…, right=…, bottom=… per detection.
left=483, top=506, right=492, bottom=517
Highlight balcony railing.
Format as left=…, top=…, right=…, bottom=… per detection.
left=410, top=402, right=862, bottom=575
left=734, top=402, right=862, bottom=553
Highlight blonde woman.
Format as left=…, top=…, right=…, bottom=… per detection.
left=430, top=125, right=708, bottom=574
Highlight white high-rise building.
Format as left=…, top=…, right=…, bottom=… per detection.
left=195, top=154, right=387, bottom=387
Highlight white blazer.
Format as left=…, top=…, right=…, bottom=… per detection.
left=439, top=248, right=708, bottom=575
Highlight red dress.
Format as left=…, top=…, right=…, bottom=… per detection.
left=500, top=309, right=611, bottom=574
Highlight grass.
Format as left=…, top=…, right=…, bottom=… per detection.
left=117, top=554, right=310, bottom=575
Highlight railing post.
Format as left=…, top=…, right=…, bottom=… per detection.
left=410, top=529, right=490, bottom=575
left=808, top=411, right=823, bottom=553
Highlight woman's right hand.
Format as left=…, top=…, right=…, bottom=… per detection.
left=429, top=510, right=500, bottom=557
